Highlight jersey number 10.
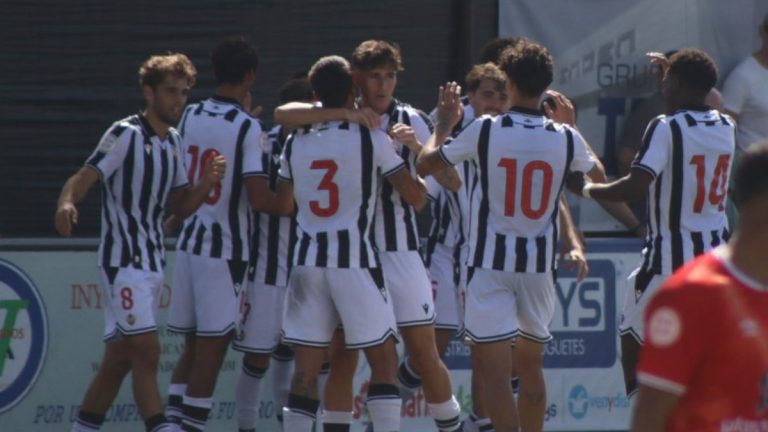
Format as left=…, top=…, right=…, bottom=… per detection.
left=498, top=158, right=553, bottom=220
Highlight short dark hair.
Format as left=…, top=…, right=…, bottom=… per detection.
left=733, top=141, right=768, bottom=208
left=308, top=55, right=352, bottom=108
left=465, top=62, right=507, bottom=93
left=139, top=53, right=197, bottom=88
left=666, top=48, right=718, bottom=95
left=350, top=40, right=404, bottom=71
left=478, top=37, right=527, bottom=64
left=498, top=42, right=553, bottom=98
left=211, top=37, right=259, bottom=85
left=278, top=77, right=313, bottom=104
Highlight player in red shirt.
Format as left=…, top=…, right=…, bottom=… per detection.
left=632, top=141, right=768, bottom=432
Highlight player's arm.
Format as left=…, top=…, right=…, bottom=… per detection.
left=390, top=122, right=462, bottom=192
left=167, top=154, right=226, bottom=219
left=558, top=196, right=588, bottom=281
left=244, top=176, right=294, bottom=216
left=385, top=168, right=427, bottom=211
left=416, top=82, right=464, bottom=178
left=273, top=102, right=381, bottom=130
left=582, top=156, right=646, bottom=236
left=55, top=166, right=100, bottom=237
left=630, top=385, right=680, bottom=432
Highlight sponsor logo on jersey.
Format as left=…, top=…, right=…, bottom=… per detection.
left=0, top=259, right=48, bottom=414
left=647, top=306, right=681, bottom=347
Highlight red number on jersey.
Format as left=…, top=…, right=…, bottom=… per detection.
left=187, top=145, right=222, bottom=205
left=310, top=160, right=340, bottom=217
left=498, top=158, right=554, bottom=219
left=690, top=154, right=730, bottom=213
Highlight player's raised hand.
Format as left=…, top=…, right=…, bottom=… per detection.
left=388, top=123, right=420, bottom=151
left=345, top=107, right=381, bottom=130
left=435, top=81, right=463, bottom=134
left=55, top=202, right=78, bottom=237
left=544, top=90, right=576, bottom=126
left=201, top=153, right=227, bottom=187
left=646, top=51, right=670, bottom=75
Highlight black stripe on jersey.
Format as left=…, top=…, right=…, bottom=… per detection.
left=634, top=117, right=662, bottom=164
left=229, top=119, right=251, bottom=261
left=381, top=182, right=398, bottom=250
left=248, top=213, right=260, bottom=282
left=501, top=115, right=513, bottom=128
left=211, top=223, right=223, bottom=258
left=399, top=145, right=419, bottom=250
left=123, top=133, right=142, bottom=268
left=668, top=120, right=685, bottom=270
left=193, top=224, right=207, bottom=255
left=338, top=230, right=350, bottom=268
left=263, top=214, right=281, bottom=284
left=87, top=124, right=129, bottom=169
left=471, top=119, right=493, bottom=267
left=357, top=127, right=374, bottom=268
left=180, top=215, right=197, bottom=251
left=691, top=231, right=704, bottom=257
left=287, top=217, right=298, bottom=274
left=138, top=136, right=158, bottom=272
left=536, top=236, right=547, bottom=272
left=514, top=237, right=528, bottom=272
left=224, top=109, right=239, bottom=122
left=710, top=230, right=721, bottom=248
left=492, top=234, right=506, bottom=270
left=315, top=232, right=328, bottom=266
left=194, top=103, right=204, bottom=116
left=101, top=186, right=114, bottom=268
left=152, top=142, right=171, bottom=264
left=550, top=130, right=575, bottom=272
left=109, top=174, right=132, bottom=267
left=338, top=121, right=350, bottom=130
left=649, top=174, right=664, bottom=273
left=683, top=114, right=697, bottom=127
left=297, top=232, right=311, bottom=266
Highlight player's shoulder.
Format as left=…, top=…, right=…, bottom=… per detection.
left=659, top=251, right=731, bottom=298
left=395, top=100, right=430, bottom=123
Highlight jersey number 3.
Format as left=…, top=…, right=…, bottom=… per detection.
left=310, top=160, right=339, bottom=217
left=498, top=158, right=553, bottom=219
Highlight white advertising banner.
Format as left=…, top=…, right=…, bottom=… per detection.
left=1, top=239, right=643, bottom=431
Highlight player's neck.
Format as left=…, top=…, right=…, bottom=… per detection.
left=509, top=95, right=541, bottom=112
left=727, top=222, right=768, bottom=287
left=142, top=109, right=170, bottom=141
left=754, top=46, right=768, bottom=69
left=215, top=84, right=248, bottom=107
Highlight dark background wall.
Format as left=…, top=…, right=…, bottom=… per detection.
left=0, top=0, right=498, bottom=237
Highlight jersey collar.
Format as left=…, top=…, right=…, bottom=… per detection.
left=713, top=246, right=768, bottom=292
left=137, top=112, right=158, bottom=138
left=211, top=94, right=244, bottom=109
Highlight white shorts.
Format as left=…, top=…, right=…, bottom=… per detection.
left=232, top=281, right=286, bottom=354
left=167, top=251, right=248, bottom=337
left=463, top=268, right=555, bottom=344
left=282, top=266, right=397, bottom=349
left=619, top=270, right=668, bottom=344
left=379, top=250, right=436, bottom=327
left=428, top=244, right=459, bottom=330
left=99, top=266, right=164, bottom=342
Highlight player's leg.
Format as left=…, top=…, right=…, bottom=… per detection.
left=166, top=251, right=196, bottom=425
left=463, top=268, right=521, bottom=432
left=270, top=343, right=295, bottom=429
left=322, top=330, right=359, bottom=432
left=180, top=256, right=247, bottom=432
left=126, top=330, right=169, bottom=430
left=232, top=280, right=286, bottom=432
left=281, top=266, right=338, bottom=431
left=514, top=273, right=557, bottom=432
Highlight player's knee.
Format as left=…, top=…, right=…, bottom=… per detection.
left=129, top=336, right=161, bottom=369
left=244, top=352, right=271, bottom=370
left=406, top=344, right=441, bottom=374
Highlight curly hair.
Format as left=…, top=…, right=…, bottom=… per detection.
left=667, top=48, right=718, bottom=94
left=465, top=62, right=507, bottom=93
left=350, top=40, right=404, bottom=71
left=138, top=53, right=197, bottom=88
left=498, top=42, right=553, bottom=98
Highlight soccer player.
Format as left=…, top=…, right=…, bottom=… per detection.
left=566, top=48, right=735, bottom=403
left=273, top=54, right=426, bottom=432
left=274, top=40, right=464, bottom=432
left=165, top=38, right=263, bottom=432
left=631, top=141, right=768, bottom=431
left=232, top=75, right=314, bottom=432
left=416, top=43, right=601, bottom=432
left=55, top=53, right=223, bottom=432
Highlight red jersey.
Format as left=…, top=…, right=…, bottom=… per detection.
left=638, top=248, right=768, bottom=431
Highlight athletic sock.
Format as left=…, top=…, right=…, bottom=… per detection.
left=72, top=410, right=104, bottom=432
left=180, top=395, right=212, bottom=432
left=271, top=344, right=295, bottom=427
left=145, top=413, right=173, bottom=432
left=166, top=383, right=187, bottom=425
left=366, top=383, right=402, bottom=432
left=283, top=393, right=320, bottom=432
left=397, top=357, right=422, bottom=401
left=322, top=410, right=353, bottom=432
left=428, top=396, right=462, bottom=432
left=235, top=359, right=268, bottom=430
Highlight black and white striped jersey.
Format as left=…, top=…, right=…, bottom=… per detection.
left=279, top=121, right=405, bottom=268
left=439, top=108, right=596, bottom=273
left=85, top=114, right=189, bottom=271
left=632, top=108, right=735, bottom=275
left=374, top=100, right=432, bottom=252
left=248, top=125, right=297, bottom=286
left=176, top=96, right=264, bottom=261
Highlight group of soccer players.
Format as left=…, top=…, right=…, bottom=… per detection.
left=54, top=31, right=768, bottom=432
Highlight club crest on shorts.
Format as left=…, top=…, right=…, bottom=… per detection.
left=0, top=259, right=49, bottom=414
left=126, top=314, right=136, bottom=326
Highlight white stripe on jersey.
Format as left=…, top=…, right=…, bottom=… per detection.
left=85, top=114, right=189, bottom=271
left=374, top=100, right=433, bottom=251
left=439, top=108, right=596, bottom=273
left=176, top=96, right=264, bottom=261
left=249, top=125, right=297, bottom=286
left=632, top=108, right=734, bottom=275
left=279, top=121, right=405, bottom=268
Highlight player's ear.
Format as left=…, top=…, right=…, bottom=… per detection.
left=142, top=84, right=155, bottom=105
left=351, top=69, right=362, bottom=86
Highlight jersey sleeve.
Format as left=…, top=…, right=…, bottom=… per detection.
left=277, top=135, right=294, bottom=183
left=631, top=117, right=669, bottom=179
left=371, top=130, right=406, bottom=177
left=438, top=117, right=485, bottom=167
left=425, top=175, right=442, bottom=201
left=242, top=119, right=268, bottom=178
left=721, top=64, right=747, bottom=115
left=568, top=127, right=598, bottom=173
left=85, top=122, right=133, bottom=182
left=636, top=280, right=709, bottom=396
left=408, top=108, right=434, bottom=142
left=170, top=133, right=190, bottom=191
